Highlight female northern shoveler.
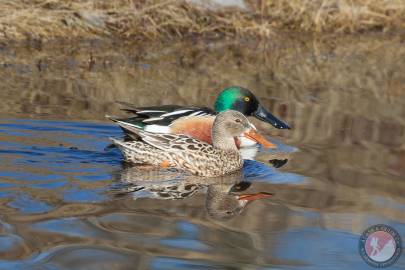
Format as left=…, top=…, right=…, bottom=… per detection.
left=108, top=86, right=289, bottom=148
left=111, top=110, right=276, bottom=177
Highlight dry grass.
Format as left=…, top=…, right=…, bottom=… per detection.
left=0, top=0, right=404, bottom=42
left=259, top=0, right=405, bottom=33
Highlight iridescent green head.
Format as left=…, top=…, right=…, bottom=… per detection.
left=214, top=86, right=259, bottom=115
left=214, top=86, right=290, bottom=129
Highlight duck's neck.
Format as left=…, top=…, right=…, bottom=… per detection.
left=212, top=124, right=238, bottom=151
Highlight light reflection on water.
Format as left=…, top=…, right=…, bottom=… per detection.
left=0, top=35, right=404, bottom=269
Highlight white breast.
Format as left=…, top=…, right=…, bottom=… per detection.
left=238, top=136, right=258, bottom=147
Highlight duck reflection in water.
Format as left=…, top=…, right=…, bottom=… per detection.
left=115, top=167, right=273, bottom=220
left=205, top=177, right=273, bottom=220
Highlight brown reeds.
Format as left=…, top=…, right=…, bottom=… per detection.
left=0, top=0, right=404, bottom=42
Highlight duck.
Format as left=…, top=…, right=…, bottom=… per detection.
left=108, top=86, right=289, bottom=148
left=111, top=110, right=276, bottom=177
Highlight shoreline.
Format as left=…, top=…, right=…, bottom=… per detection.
left=0, top=0, right=404, bottom=44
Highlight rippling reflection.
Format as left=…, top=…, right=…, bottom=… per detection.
left=116, top=167, right=273, bottom=220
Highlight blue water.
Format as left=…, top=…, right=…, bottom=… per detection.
left=0, top=118, right=403, bottom=269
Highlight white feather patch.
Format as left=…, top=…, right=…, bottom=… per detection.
left=238, top=136, right=257, bottom=147
left=144, top=125, right=171, bottom=133
left=189, top=111, right=203, bottom=116
left=143, top=117, right=164, bottom=123
left=138, top=110, right=167, bottom=113
left=161, top=109, right=193, bottom=117
left=239, top=146, right=259, bottom=160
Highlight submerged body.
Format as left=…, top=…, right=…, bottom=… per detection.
left=112, top=110, right=273, bottom=177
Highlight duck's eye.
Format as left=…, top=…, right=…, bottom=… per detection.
left=244, top=97, right=250, bottom=102
left=235, top=119, right=241, bottom=123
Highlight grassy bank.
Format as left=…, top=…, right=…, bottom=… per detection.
left=0, top=0, right=404, bottom=42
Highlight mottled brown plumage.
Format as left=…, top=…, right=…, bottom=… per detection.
left=111, top=110, right=272, bottom=177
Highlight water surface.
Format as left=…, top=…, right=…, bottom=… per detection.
left=0, top=34, right=404, bottom=269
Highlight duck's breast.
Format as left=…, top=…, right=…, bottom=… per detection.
left=170, top=116, right=215, bottom=144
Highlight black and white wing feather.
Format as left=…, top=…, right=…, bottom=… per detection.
left=115, top=102, right=216, bottom=126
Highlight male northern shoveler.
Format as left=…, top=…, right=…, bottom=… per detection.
left=108, top=86, right=289, bottom=148
left=111, top=110, right=276, bottom=177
